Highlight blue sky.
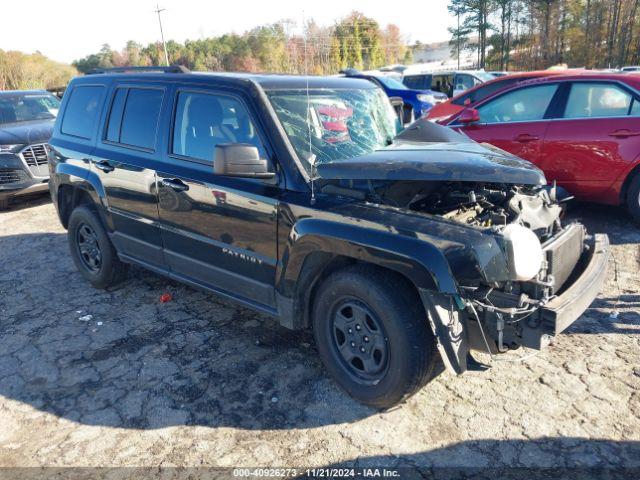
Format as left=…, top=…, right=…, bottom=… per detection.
left=1, top=0, right=452, bottom=63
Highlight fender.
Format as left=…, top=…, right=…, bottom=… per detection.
left=55, top=162, right=106, bottom=200
left=276, top=217, right=470, bottom=374
left=277, top=217, right=459, bottom=297
left=53, top=163, right=108, bottom=227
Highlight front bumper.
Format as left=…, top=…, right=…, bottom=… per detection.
left=469, top=232, right=610, bottom=353
left=541, top=233, right=610, bottom=335
left=517, top=233, right=609, bottom=349
left=0, top=152, right=50, bottom=201
left=0, top=179, right=50, bottom=200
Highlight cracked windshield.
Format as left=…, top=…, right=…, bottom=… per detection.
left=267, top=88, right=400, bottom=173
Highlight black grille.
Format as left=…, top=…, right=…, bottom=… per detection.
left=0, top=168, right=26, bottom=185
left=21, top=144, right=48, bottom=167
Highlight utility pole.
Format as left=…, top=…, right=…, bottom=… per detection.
left=154, top=4, right=170, bottom=66
left=457, top=11, right=461, bottom=70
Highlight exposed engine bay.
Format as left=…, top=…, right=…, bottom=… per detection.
left=375, top=180, right=564, bottom=242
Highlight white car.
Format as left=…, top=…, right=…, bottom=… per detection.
left=402, top=70, right=495, bottom=98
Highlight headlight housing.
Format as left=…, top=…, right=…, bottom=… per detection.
left=0, top=144, right=24, bottom=154
left=501, top=224, right=543, bottom=281
left=417, top=94, right=436, bottom=104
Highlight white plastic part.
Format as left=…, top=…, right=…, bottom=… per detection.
left=502, top=224, right=544, bottom=281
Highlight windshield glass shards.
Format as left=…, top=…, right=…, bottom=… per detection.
left=267, top=88, right=401, bottom=174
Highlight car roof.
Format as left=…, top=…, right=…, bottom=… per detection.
left=470, top=71, right=640, bottom=106
left=404, top=69, right=486, bottom=76
left=73, top=71, right=377, bottom=91
left=444, top=69, right=584, bottom=103
left=513, top=71, right=640, bottom=86
left=0, top=89, right=51, bottom=96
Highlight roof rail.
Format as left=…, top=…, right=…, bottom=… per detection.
left=87, top=65, right=190, bottom=75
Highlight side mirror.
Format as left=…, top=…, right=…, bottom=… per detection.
left=458, top=107, right=480, bottom=124
left=214, top=144, right=275, bottom=179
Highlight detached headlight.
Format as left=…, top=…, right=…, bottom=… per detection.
left=417, top=94, right=436, bottom=104
left=0, top=144, right=24, bottom=154
left=501, top=224, right=543, bottom=281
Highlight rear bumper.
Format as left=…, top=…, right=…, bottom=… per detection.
left=541, top=233, right=610, bottom=335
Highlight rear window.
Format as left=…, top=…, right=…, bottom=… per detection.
left=105, top=87, right=164, bottom=150
left=403, top=75, right=431, bottom=90
left=61, top=85, right=105, bottom=139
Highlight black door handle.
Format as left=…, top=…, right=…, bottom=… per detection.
left=94, top=160, right=114, bottom=173
left=161, top=178, right=189, bottom=192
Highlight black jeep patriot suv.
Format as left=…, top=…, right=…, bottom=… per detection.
left=49, top=66, right=609, bottom=408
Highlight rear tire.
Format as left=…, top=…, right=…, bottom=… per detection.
left=627, top=173, right=640, bottom=223
left=68, top=205, right=128, bottom=289
left=312, top=265, right=437, bottom=409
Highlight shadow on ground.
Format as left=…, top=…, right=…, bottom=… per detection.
left=308, top=438, right=640, bottom=478
left=0, top=232, right=376, bottom=430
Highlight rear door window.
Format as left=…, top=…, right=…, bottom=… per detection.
left=563, top=83, right=634, bottom=118
left=105, top=87, right=164, bottom=150
left=61, top=85, right=105, bottom=139
left=477, top=84, right=559, bottom=123
left=120, top=89, right=164, bottom=149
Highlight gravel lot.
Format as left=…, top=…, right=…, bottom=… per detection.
left=0, top=195, right=639, bottom=473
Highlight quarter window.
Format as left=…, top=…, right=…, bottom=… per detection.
left=564, top=83, right=633, bottom=119
left=61, top=85, right=105, bottom=139
left=477, top=84, right=559, bottom=123
left=172, top=91, right=265, bottom=163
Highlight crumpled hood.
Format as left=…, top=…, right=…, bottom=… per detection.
left=0, top=119, right=54, bottom=146
left=316, top=140, right=546, bottom=186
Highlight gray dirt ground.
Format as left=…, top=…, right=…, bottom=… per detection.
left=0, top=195, right=639, bottom=470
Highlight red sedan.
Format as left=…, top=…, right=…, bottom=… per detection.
left=443, top=73, right=640, bottom=220
left=426, top=70, right=578, bottom=123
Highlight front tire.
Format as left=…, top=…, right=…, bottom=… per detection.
left=626, top=173, right=640, bottom=223
left=312, top=265, right=437, bottom=408
left=68, top=205, right=128, bottom=289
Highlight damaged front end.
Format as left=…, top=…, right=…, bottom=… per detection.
left=316, top=131, right=610, bottom=375
left=406, top=180, right=610, bottom=373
